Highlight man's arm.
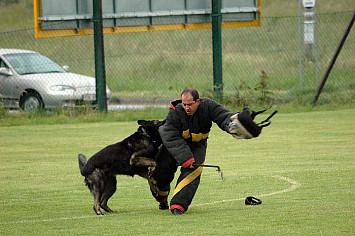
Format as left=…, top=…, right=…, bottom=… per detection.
left=207, top=99, right=235, bottom=132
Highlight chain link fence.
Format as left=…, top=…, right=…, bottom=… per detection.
left=0, top=11, right=354, bottom=111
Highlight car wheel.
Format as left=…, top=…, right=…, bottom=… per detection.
left=20, top=91, right=44, bottom=112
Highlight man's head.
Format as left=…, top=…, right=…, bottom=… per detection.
left=181, top=88, right=200, bottom=116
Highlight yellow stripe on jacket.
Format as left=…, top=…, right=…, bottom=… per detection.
left=182, top=129, right=209, bottom=142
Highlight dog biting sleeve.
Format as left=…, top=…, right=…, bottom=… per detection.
left=159, top=122, right=194, bottom=166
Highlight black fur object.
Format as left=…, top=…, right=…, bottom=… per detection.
left=78, top=120, right=165, bottom=215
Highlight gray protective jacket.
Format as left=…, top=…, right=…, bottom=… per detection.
left=158, top=98, right=234, bottom=167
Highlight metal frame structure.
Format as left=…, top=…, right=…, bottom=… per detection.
left=34, top=0, right=261, bottom=38
left=33, top=0, right=261, bottom=111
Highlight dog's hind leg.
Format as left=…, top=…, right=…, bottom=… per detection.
left=92, top=185, right=104, bottom=215
left=100, top=174, right=117, bottom=213
left=89, top=170, right=105, bottom=215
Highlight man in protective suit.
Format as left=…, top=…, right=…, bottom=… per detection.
left=151, top=88, right=235, bottom=215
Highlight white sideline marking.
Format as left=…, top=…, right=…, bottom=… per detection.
left=1, top=175, right=300, bottom=225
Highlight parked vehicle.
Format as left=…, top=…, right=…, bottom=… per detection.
left=0, top=49, right=110, bottom=111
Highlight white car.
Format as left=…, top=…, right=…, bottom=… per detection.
left=0, top=49, right=110, bottom=111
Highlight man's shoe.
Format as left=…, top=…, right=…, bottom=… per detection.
left=171, top=208, right=184, bottom=215
left=159, top=201, right=169, bottom=210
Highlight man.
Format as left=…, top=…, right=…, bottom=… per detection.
left=151, top=88, right=235, bottom=215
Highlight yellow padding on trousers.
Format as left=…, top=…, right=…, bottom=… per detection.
left=172, top=165, right=203, bottom=197
left=159, top=190, right=169, bottom=196
left=149, top=179, right=169, bottom=196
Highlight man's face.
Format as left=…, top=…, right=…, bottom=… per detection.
left=181, top=93, right=200, bottom=116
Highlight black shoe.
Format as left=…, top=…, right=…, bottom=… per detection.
left=159, top=201, right=169, bottom=210
left=171, top=208, right=184, bottom=215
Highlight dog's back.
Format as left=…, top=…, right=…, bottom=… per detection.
left=79, top=131, right=154, bottom=177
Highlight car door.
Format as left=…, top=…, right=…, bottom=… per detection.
left=0, top=58, right=21, bottom=108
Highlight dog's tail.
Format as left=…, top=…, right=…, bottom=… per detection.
left=78, top=153, right=88, bottom=176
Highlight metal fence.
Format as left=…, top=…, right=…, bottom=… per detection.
left=0, top=11, right=354, bottom=111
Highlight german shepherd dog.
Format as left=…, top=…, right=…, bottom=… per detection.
left=78, top=120, right=165, bottom=215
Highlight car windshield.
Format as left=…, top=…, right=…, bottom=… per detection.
left=4, top=53, right=66, bottom=75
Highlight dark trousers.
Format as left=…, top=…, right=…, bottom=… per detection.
left=151, top=142, right=207, bottom=213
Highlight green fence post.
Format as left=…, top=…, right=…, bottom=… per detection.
left=212, top=0, right=223, bottom=102
left=93, top=0, right=107, bottom=112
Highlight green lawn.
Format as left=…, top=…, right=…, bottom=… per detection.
left=0, top=109, right=354, bottom=235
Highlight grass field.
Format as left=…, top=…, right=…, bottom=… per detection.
left=0, top=108, right=354, bottom=235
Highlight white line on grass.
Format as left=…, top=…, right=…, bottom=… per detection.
left=1, top=175, right=300, bottom=225
left=193, top=175, right=301, bottom=207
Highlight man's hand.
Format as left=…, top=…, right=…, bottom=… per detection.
left=228, top=113, right=252, bottom=139
left=228, top=122, right=239, bottom=134
left=228, top=113, right=239, bottom=134
left=186, top=163, right=194, bottom=169
left=181, top=157, right=195, bottom=168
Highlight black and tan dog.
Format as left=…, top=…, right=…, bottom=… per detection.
left=78, top=120, right=165, bottom=215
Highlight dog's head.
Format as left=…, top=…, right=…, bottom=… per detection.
left=137, top=120, right=165, bottom=146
